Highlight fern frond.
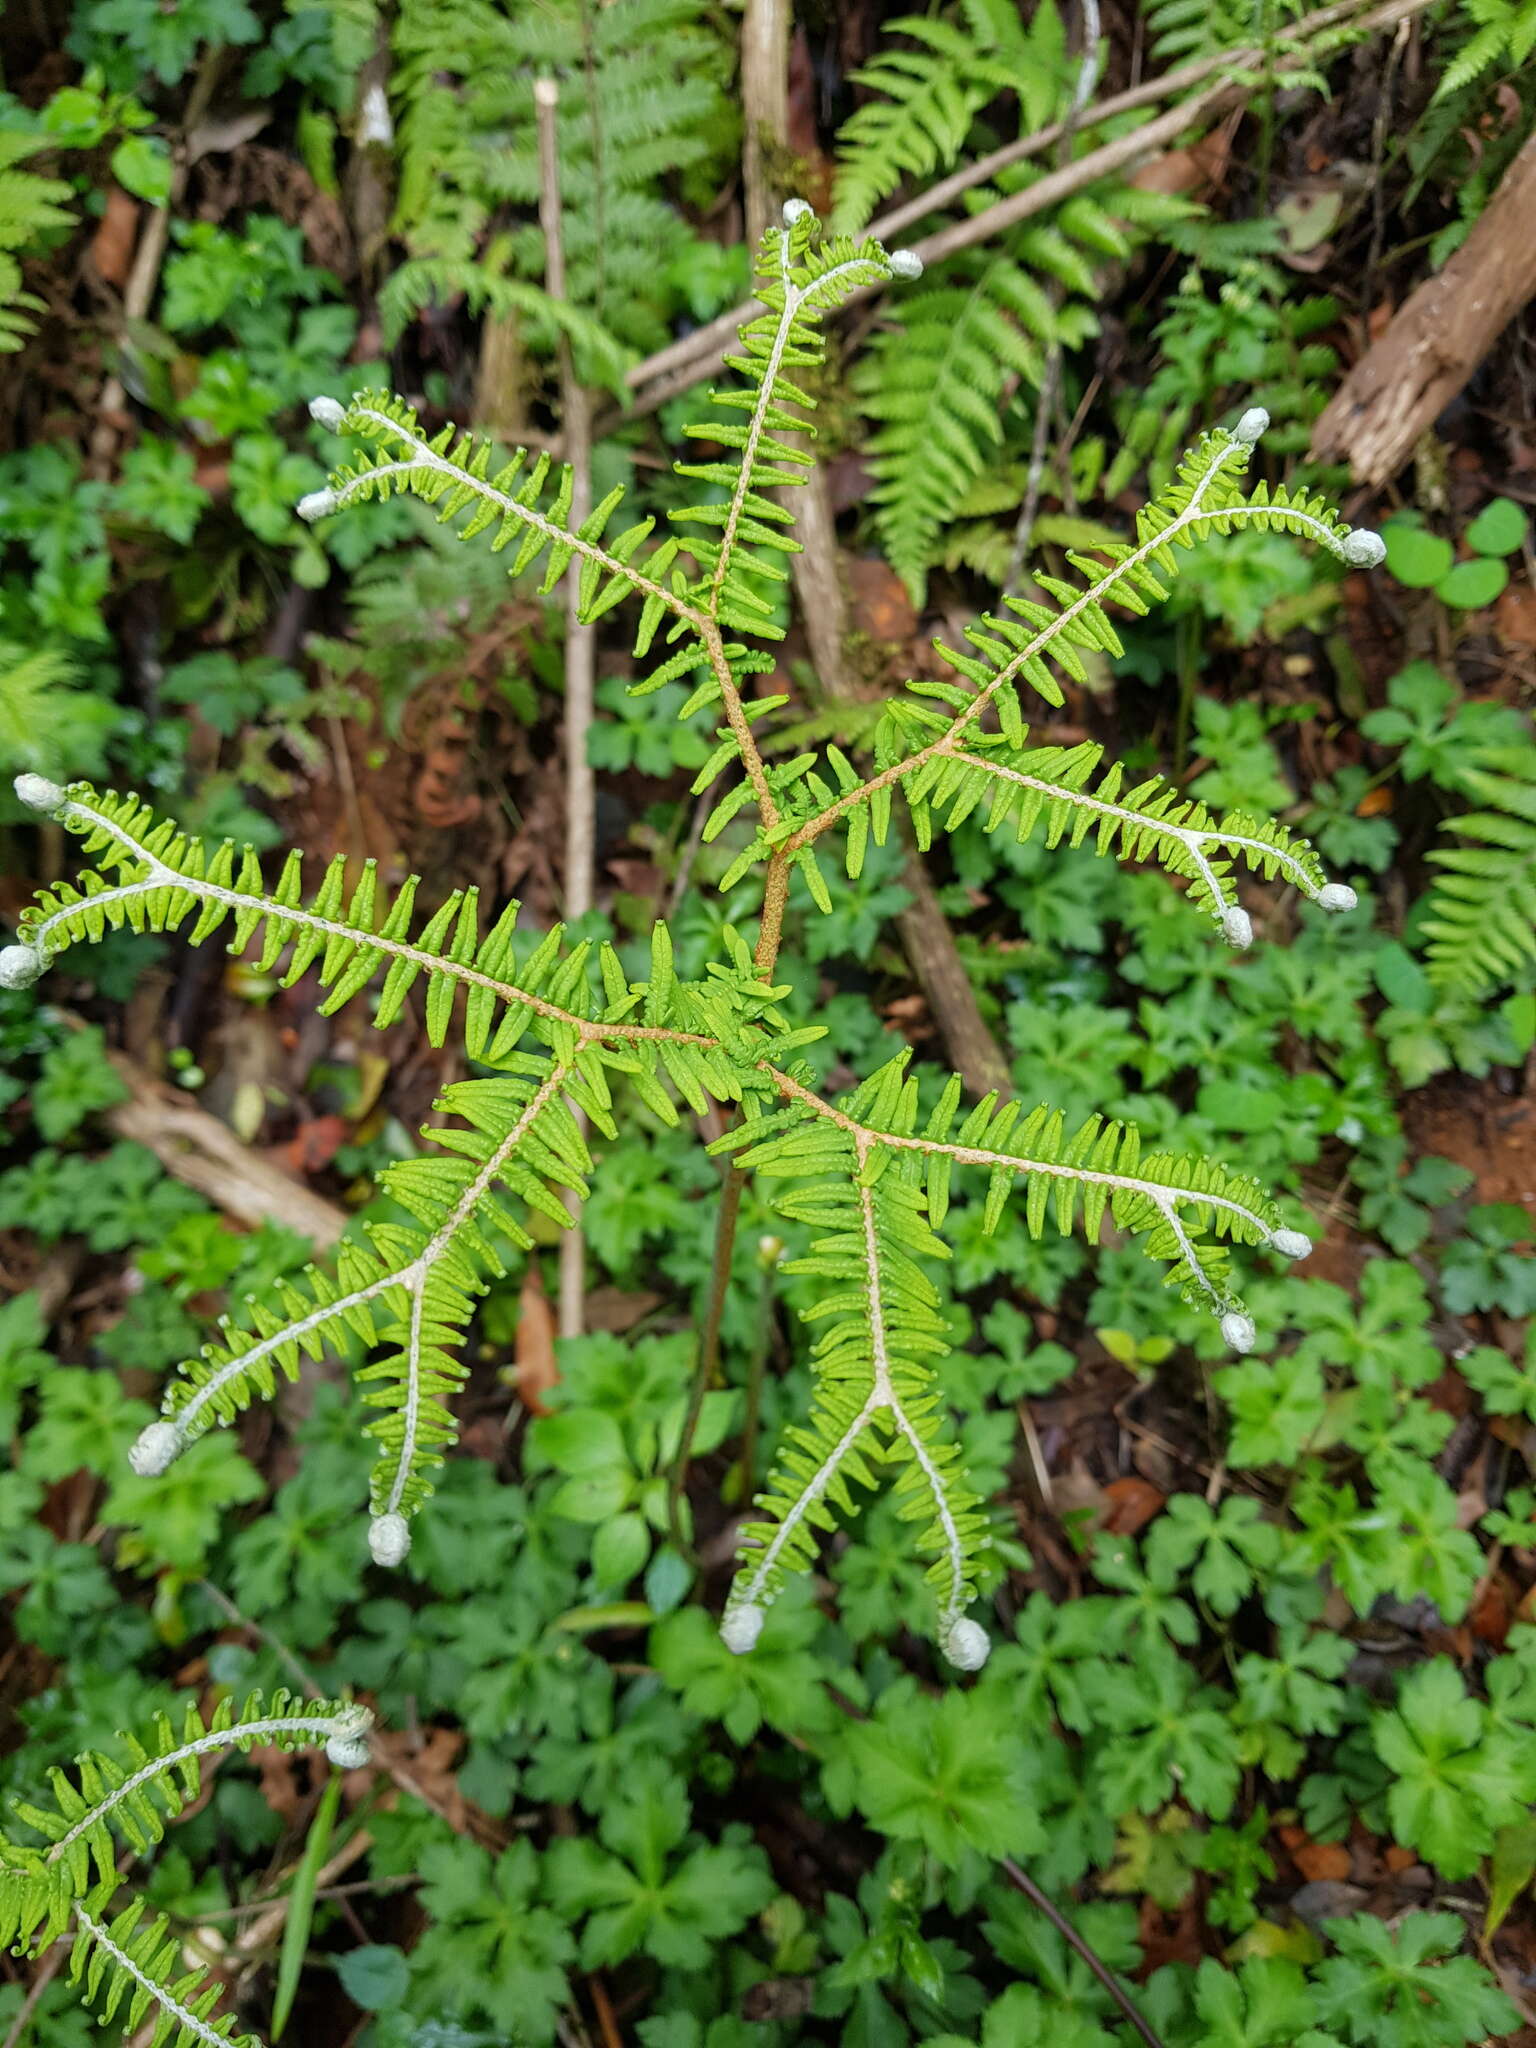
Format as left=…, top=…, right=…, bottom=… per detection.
left=737, top=1049, right=1296, bottom=1328
left=719, top=1111, right=988, bottom=1666
left=298, top=390, right=705, bottom=658
left=674, top=205, right=912, bottom=633
left=780, top=411, right=1377, bottom=938
left=374, top=260, right=633, bottom=390
left=3, top=778, right=814, bottom=1554
left=68, top=1899, right=253, bottom=2048
left=1422, top=744, right=1536, bottom=995
left=913, top=729, right=1329, bottom=939
left=0, top=139, right=75, bottom=352
left=830, top=0, right=1076, bottom=233
left=714, top=1042, right=1310, bottom=1663
left=0, top=1692, right=370, bottom=1956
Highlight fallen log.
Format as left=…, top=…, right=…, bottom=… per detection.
left=1310, top=130, right=1536, bottom=486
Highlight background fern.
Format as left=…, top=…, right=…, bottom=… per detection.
left=0, top=132, right=75, bottom=352
left=389, top=0, right=735, bottom=365
left=1422, top=743, right=1536, bottom=996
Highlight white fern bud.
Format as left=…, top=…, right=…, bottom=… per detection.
left=1220, top=1310, right=1257, bottom=1354
left=781, top=198, right=814, bottom=227
left=308, top=396, right=348, bottom=432
left=1341, top=528, right=1386, bottom=569
left=323, top=1704, right=374, bottom=1770
left=720, top=1603, right=765, bottom=1654
left=944, top=1618, right=991, bottom=1672
left=296, top=487, right=340, bottom=523
left=14, top=773, right=67, bottom=815
left=129, top=1420, right=183, bottom=1476
left=0, top=943, right=45, bottom=989
left=1316, top=882, right=1357, bottom=912
left=1221, top=906, right=1253, bottom=948
left=888, top=250, right=923, bottom=280
left=1269, top=1228, right=1313, bottom=1261
left=369, top=1513, right=411, bottom=1567
left=1233, top=407, right=1270, bottom=444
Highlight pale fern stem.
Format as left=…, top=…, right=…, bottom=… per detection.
left=32, top=790, right=718, bottom=1049
left=46, top=1715, right=359, bottom=1864
left=337, top=406, right=705, bottom=630
left=764, top=1068, right=1283, bottom=1247
left=853, top=1149, right=969, bottom=1640
left=379, top=1060, right=572, bottom=1520
left=71, top=1906, right=240, bottom=2048
left=948, top=749, right=1328, bottom=904
left=733, top=1391, right=881, bottom=1609
left=786, top=443, right=1260, bottom=851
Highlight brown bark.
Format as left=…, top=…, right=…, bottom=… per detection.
left=1310, top=130, right=1536, bottom=486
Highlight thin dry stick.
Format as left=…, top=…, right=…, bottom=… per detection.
left=536, top=75, right=597, bottom=1342
left=615, top=0, right=1438, bottom=423
left=998, top=1858, right=1166, bottom=2048
left=1002, top=0, right=1102, bottom=597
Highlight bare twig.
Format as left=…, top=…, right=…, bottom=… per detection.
left=1002, top=0, right=1103, bottom=597
left=536, top=75, right=597, bottom=1342
left=998, top=1858, right=1167, bottom=2048
left=614, top=0, right=1438, bottom=424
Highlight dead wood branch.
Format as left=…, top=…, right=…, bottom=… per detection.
left=1310, top=129, right=1536, bottom=485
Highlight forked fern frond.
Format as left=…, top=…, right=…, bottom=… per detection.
left=717, top=1114, right=989, bottom=1668
left=1422, top=744, right=1536, bottom=995
left=1, top=1691, right=371, bottom=1954
left=716, top=1048, right=1314, bottom=1660
left=761, top=408, right=1377, bottom=934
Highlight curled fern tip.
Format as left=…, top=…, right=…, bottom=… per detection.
left=128, top=1421, right=183, bottom=1477
left=0, top=942, right=45, bottom=989
left=1316, top=882, right=1359, bottom=911
left=944, top=1619, right=991, bottom=1671
left=369, top=1513, right=411, bottom=1567
left=1220, top=1310, right=1258, bottom=1354
left=1221, top=906, right=1254, bottom=948
left=1341, top=529, right=1386, bottom=569
left=297, top=487, right=341, bottom=522
left=322, top=1704, right=374, bottom=1768
left=14, top=772, right=66, bottom=814
left=1234, top=406, right=1270, bottom=444
left=720, top=1603, right=765, bottom=1655
left=1270, top=1228, right=1313, bottom=1261
left=308, top=395, right=347, bottom=432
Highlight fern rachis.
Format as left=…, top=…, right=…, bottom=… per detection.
left=2, top=206, right=1386, bottom=1696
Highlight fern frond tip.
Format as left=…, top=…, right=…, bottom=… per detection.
left=308, top=395, right=347, bottom=432
left=296, top=486, right=341, bottom=522
left=720, top=1602, right=766, bottom=1655
left=1234, top=405, right=1270, bottom=444
left=128, top=1421, right=183, bottom=1477
left=1270, top=1229, right=1313, bottom=1261
left=14, top=772, right=67, bottom=815
left=322, top=1703, right=374, bottom=1768
left=944, top=1618, right=991, bottom=1672
left=0, top=942, right=44, bottom=989
left=1222, top=905, right=1253, bottom=948
left=369, top=1512, right=412, bottom=1568
left=1317, top=882, right=1359, bottom=911
left=1341, top=530, right=1386, bottom=569
left=1220, top=1310, right=1257, bottom=1353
